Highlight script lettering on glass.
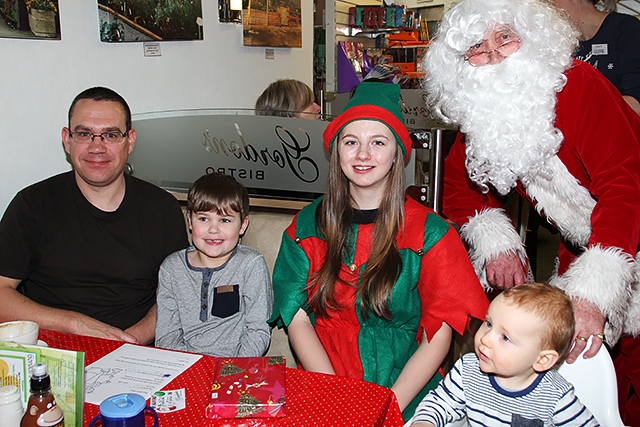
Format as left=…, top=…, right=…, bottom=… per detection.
left=128, top=113, right=331, bottom=200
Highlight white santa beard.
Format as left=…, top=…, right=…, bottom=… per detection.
left=448, top=54, right=564, bottom=195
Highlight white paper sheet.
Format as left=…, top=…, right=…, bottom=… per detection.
left=84, top=344, right=202, bottom=405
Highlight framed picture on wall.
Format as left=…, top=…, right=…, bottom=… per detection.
left=243, top=0, right=302, bottom=48
left=0, top=0, right=61, bottom=40
left=97, top=0, right=203, bottom=42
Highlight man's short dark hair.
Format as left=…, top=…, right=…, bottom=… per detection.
left=68, top=87, right=132, bottom=131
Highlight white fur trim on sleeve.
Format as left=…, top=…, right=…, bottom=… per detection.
left=550, top=244, right=635, bottom=345
left=460, top=208, right=527, bottom=290
left=623, top=251, right=640, bottom=338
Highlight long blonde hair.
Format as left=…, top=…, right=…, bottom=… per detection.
left=309, top=141, right=406, bottom=320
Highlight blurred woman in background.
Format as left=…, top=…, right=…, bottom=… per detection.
left=255, top=79, right=321, bottom=119
left=551, top=0, right=640, bottom=114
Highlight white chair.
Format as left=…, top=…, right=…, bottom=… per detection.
left=558, top=341, right=626, bottom=426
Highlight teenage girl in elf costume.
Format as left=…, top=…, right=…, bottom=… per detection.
left=268, top=82, right=489, bottom=420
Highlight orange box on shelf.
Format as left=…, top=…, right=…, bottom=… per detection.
left=403, top=71, right=426, bottom=79
left=394, top=62, right=416, bottom=73
left=388, top=30, right=420, bottom=42
left=389, top=40, right=430, bottom=47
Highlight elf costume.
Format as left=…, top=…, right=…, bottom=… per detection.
left=269, top=82, right=489, bottom=420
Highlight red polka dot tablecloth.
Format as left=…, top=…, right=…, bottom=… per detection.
left=39, top=330, right=405, bottom=427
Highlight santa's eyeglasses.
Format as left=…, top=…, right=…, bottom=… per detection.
left=464, top=27, right=522, bottom=66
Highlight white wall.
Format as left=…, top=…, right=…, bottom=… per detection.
left=0, top=1, right=313, bottom=213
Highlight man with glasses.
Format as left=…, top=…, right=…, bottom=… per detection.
left=0, top=87, right=188, bottom=344
left=422, top=0, right=640, bottom=422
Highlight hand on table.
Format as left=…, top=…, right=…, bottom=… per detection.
left=69, top=312, right=138, bottom=343
left=0, top=282, right=138, bottom=344
left=565, top=298, right=606, bottom=364
left=486, top=252, right=528, bottom=290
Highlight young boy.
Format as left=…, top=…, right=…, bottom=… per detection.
left=155, top=172, right=272, bottom=357
left=409, top=283, right=599, bottom=426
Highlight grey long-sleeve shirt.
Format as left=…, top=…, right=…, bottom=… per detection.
left=155, top=245, right=272, bottom=357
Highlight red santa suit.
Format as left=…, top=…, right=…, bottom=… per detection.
left=443, top=59, right=640, bottom=419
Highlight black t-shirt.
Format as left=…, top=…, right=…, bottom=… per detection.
left=575, top=12, right=640, bottom=103
left=0, top=172, right=189, bottom=330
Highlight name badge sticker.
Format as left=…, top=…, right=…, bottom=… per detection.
left=592, top=44, right=608, bottom=55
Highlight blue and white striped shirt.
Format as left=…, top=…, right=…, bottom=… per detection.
left=409, top=353, right=599, bottom=426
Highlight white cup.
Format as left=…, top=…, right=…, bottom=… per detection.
left=0, top=385, right=24, bottom=427
left=0, top=320, right=39, bottom=345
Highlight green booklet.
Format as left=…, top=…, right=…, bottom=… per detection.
left=0, top=341, right=85, bottom=427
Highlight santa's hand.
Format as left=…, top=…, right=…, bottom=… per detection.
left=485, top=252, right=527, bottom=290
left=565, top=298, right=606, bottom=364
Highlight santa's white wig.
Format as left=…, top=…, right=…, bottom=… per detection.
left=423, top=0, right=578, bottom=123
left=421, top=0, right=579, bottom=194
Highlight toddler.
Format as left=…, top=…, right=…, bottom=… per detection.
left=409, top=283, right=599, bottom=426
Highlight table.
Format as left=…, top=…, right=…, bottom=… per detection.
left=39, top=330, right=405, bottom=427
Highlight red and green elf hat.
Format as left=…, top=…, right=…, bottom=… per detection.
left=322, top=82, right=412, bottom=161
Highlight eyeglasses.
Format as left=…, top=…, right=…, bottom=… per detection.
left=68, top=130, right=129, bottom=144
left=465, top=27, right=521, bottom=67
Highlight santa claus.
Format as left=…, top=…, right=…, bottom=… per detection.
left=422, top=0, right=640, bottom=420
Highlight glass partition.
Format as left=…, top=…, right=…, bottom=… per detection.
left=129, top=108, right=425, bottom=203
left=129, top=110, right=332, bottom=201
